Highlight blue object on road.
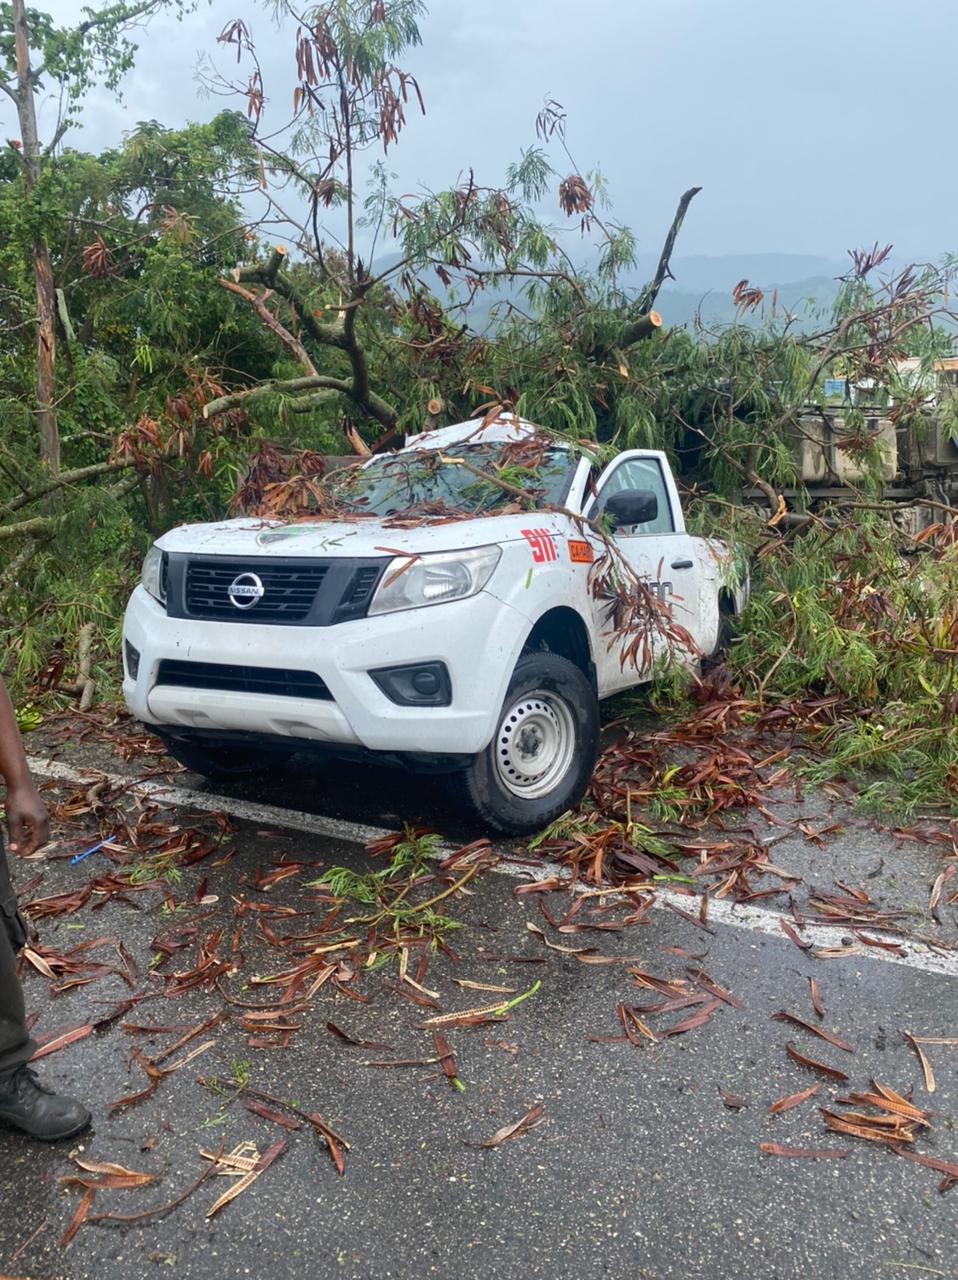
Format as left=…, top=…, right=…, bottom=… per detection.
left=71, top=839, right=109, bottom=866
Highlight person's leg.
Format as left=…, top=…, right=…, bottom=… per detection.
left=0, top=838, right=90, bottom=1139
left=0, top=910, right=34, bottom=1086
left=0, top=838, right=34, bottom=1085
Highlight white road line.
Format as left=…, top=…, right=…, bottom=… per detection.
left=27, top=755, right=958, bottom=982
left=28, top=756, right=393, bottom=847
left=491, top=858, right=958, bottom=980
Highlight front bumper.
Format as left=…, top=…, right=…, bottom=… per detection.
left=122, top=586, right=530, bottom=756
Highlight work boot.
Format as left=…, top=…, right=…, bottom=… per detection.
left=0, top=1066, right=91, bottom=1140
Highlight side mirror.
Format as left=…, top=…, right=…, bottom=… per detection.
left=600, top=489, right=658, bottom=530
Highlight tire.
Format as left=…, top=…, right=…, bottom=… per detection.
left=158, top=734, right=292, bottom=780
left=702, top=594, right=737, bottom=664
left=715, top=604, right=736, bottom=655
left=449, top=652, right=599, bottom=835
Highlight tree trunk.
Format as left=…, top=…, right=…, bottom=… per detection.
left=12, top=0, right=60, bottom=473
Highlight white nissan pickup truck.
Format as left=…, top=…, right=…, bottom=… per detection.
left=122, top=416, right=746, bottom=833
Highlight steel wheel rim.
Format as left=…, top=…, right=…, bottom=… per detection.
left=493, top=688, right=577, bottom=800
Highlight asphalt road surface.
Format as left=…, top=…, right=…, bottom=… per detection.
left=1, top=742, right=957, bottom=1280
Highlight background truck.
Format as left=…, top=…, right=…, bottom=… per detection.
left=122, top=417, right=746, bottom=834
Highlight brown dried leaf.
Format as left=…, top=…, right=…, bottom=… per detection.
left=453, top=980, right=517, bottom=994
left=895, top=1146, right=958, bottom=1191
left=71, top=1158, right=156, bottom=1184
left=325, top=1021, right=392, bottom=1051
left=205, top=1139, right=286, bottom=1218
left=482, top=1104, right=547, bottom=1149
left=60, top=1186, right=95, bottom=1247
left=784, top=1041, right=850, bottom=1081
left=30, top=1023, right=94, bottom=1060
left=903, top=1031, right=936, bottom=1093
left=821, top=1109, right=914, bottom=1145
left=808, top=977, right=824, bottom=1019
left=768, top=1083, right=821, bottom=1114
left=433, top=1031, right=459, bottom=1084
left=661, top=997, right=723, bottom=1038
left=778, top=918, right=811, bottom=951
left=844, top=1088, right=929, bottom=1124
left=771, top=1011, right=854, bottom=1053
left=241, top=1099, right=304, bottom=1131
left=526, top=921, right=591, bottom=955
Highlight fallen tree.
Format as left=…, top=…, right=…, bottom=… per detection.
left=4, top=0, right=958, bottom=834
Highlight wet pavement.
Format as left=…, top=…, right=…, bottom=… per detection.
left=1, top=738, right=957, bottom=1280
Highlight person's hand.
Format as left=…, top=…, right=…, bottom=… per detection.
left=5, top=783, right=50, bottom=856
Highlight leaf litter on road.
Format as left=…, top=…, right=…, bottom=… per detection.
left=16, top=701, right=958, bottom=1253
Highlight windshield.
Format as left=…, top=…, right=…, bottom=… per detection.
left=324, top=441, right=575, bottom=519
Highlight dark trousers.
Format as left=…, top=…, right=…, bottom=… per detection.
left=0, top=835, right=34, bottom=1088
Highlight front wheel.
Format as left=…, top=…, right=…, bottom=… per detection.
left=449, top=652, right=599, bottom=835
left=158, top=734, right=293, bottom=780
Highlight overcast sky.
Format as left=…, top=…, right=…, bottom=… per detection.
left=7, top=0, right=957, bottom=263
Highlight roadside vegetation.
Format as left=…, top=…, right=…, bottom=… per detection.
left=2, top=0, right=958, bottom=815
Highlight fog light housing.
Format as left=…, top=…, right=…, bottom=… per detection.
left=370, top=661, right=451, bottom=707
left=124, top=641, right=141, bottom=680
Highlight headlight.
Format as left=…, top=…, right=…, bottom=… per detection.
left=368, top=545, right=501, bottom=616
left=141, top=545, right=167, bottom=604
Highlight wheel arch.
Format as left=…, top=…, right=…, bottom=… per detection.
left=718, top=587, right=738, bottom=618
left=521, top=606, right=597, bottom=691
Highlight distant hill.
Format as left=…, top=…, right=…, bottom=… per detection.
left=654, top=274, right=843, bottom=330
left=623, top=253, right=848, bottom=330
left=370, top=250, right=908, bottom=332
left=628, top=252, right=846, bottom=292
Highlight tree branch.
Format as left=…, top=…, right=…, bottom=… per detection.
left=617, top=310, right=663, bottom=350
left=0, top=514, right=59, bottom=542
left=42, top=119, right=69, bottom=158
left=216, top=252, right=399, bottom=445
left=286, top=390, right=342, bottom=413
left=0, top=458, right=132, bottom=520
left=203, top=374, right=354, bottom=419
left=233, top=245, right=288, bottom=288
left=219, top=279, right=318, bottom=376
left=637, top=185, right=702, bottom=314
left=343, top=284, right=371, bottom=404
left=231, top=247, right=347, bottom=348
left=451, top=264, right=591, bottom=311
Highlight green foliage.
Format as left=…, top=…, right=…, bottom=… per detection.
left=14, top=702, right=41, bottom=731
left=730, top=515, right=958, bottom=816
left=307, top=826, right=461, bottom=953
left=0, top=111, right=285, bottom=689
left=0, top=1, right=198, bottom=109
left=309, top=826, right=442, bottom=902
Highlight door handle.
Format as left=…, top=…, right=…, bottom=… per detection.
left=670, top=559, right=694, bottom=570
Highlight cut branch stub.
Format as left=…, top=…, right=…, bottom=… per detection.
left=617, top=310, right=662, bottom=350
left=233, top=245, right=287, bottom=286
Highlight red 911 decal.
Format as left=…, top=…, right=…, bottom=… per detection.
left=521, top=528, right=558, bottom=563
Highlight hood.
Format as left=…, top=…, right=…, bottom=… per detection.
left=156, top=511, right=568, bottom=560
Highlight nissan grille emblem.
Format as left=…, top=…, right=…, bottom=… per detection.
left=227, top=572, right=265, bottom=610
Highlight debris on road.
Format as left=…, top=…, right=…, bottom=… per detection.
left=7, top=693, right=958, bottom=1259
left=768, top=1083, right=821, bottom=1114
left=203, top=1140, right=287, bottom=1218
left=481, top=1104, right=548, bottom=1149
left=822, top=1083, right=930, bottom=1147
